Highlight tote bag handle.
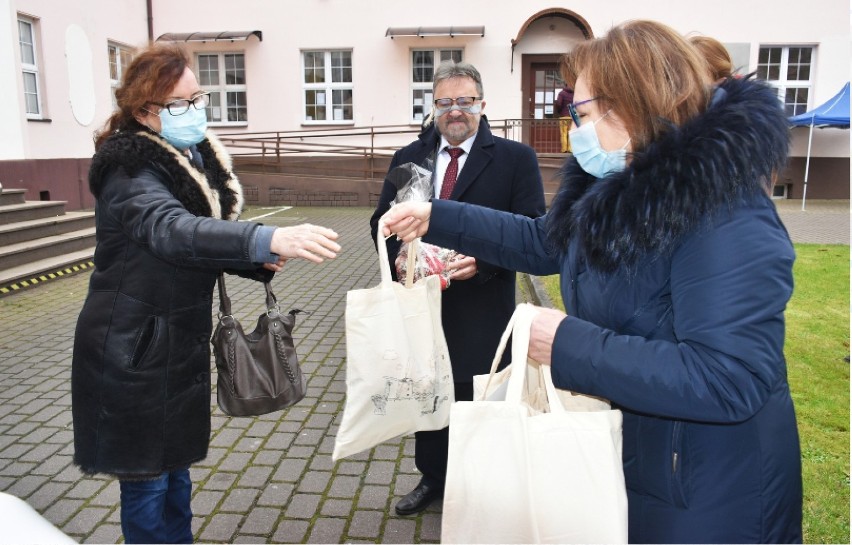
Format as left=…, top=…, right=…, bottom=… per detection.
left=479, top=303, right=566, bottom=413
left=377, top=218, right=419, bottom=288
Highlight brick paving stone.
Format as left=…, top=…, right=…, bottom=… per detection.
left=419, top=512, right=443, bottom=543
left=83, top=523, right=122, bottom=544
left=348, top=510, right=383, bottom=539
left=27, top=480, right=74, bottom=510
left=235, top=436, right=265, bottom=452
left=284, top=493, right=321, bottom=519
left=192, top=489, right=226, bottom=516
left=272, top=458, right=308, bottom=482
left=220, top=487, right=261, bottom=512
left=271, top=518, right=309, bottom=543
left=320, top=498, right=353, bottom=517
left=265, top=432, right=296, bottom=450
left=45, top=498, right=85, bottom=527
left=199, top=513, right=243, bottom=542
left=6, top=473, right=49, bottom=498
left=203, top=471, right=239, bottom=491
left=88, top=480, right=120, bottom=507
left=239, top=506, right=279, bottom=535
left=328, top=474, right=360, bottom=498
left=297, top=470, right=331, bottom=493
left=307, top=517, right=346, bottom=543
left=233, top=535, right=269, bottom=544
left=253, top=450, right=285, bottom=466
left=65, top=478, right=107, bottom=499
left=365, top=460, right=396, bottom=485
left=383, top=518, right=417, bottom=544
left=63, top=506, right=111, bottom=535
left=219, top=452, right=253, bottom=472
left=357, top=484, right=391, bottom=510
left=256, top=482, right=294, bottom=507
left=238, top=466, right=273, bottom=489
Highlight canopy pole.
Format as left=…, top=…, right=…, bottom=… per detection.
left=801, top=121, right=815, bottom=211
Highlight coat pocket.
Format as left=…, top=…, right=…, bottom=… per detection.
left=129, top=315, right=158, bottom=370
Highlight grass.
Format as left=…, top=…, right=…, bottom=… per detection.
left=538, top=244, right=850, bottom=544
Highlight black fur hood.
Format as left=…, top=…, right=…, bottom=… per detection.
left=546, top=77, right=790, bottom=273
left=89, top=130, right=243, bottom=220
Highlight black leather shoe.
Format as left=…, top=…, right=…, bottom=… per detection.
left=395, top=481, right=443, bottom=516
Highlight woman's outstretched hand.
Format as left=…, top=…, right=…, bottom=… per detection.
left=381, top=202, right=432, bottom=242
left=270, top=224, right=340, bottom=263
left=529, top=306, right=568, bottom=365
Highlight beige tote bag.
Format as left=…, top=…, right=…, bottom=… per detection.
left=332, top=221, right=453, bottom=461
left=443, top=303, right=627, bottom=544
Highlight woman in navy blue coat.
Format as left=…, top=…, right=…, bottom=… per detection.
left=382, top=20, right=802, bottom=544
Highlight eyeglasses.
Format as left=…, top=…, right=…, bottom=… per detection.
left=152, top=92, right=210, bottom=116
left=433, top=96, right=482, bottom=115
left=567, top=97, right=599, bottom=127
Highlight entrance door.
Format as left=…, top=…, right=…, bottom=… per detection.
left=523, top=56, right=564, bottom=154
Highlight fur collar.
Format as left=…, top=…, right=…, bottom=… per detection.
left=546, top=77, right=790, bottom=273
left=89, top=130, right=243, bottom=220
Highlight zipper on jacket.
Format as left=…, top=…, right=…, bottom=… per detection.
left=672, top=451, right=678, bottom=473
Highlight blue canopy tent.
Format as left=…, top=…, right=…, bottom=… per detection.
left=788, top=82, right=850, bottom=210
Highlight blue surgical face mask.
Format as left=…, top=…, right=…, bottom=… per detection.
left=158, top=106, right=207, bottom=149
left=568, top=110, right=631, bottom=178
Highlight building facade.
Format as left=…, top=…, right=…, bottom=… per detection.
left=2, top=0, right=849, bottom=209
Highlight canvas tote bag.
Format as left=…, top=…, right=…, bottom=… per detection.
left=442, top=303, right=627, bottom=544
left=332, top=221, right=453, bottom=461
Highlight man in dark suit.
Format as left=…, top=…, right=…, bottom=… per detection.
left=370, top=61, right=546, bottom=516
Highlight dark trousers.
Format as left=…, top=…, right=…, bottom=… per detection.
left=119, top=468, right=193, bottom=544
left=414, top=381, right=474, bottom=489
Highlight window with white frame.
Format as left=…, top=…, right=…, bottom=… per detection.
left=411, top=49, right=462, bottom=123
left=302, top=50, right=353, bottom=123
left=108, top=42, right=133, bottom=109
left=197, top=52, right=248, bottom=124
left=756, top=45, right=814, bottom=117
left=18, top=15, right=42, bottom=118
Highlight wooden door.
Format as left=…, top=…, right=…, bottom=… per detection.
left=524, top=60, right=564, bottom=154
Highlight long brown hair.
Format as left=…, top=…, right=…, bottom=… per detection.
left=689, top=35, right=734, bottom=82
left=561, top=20, right=710, bottom=152
left=94, top=43, right=189, bottom=150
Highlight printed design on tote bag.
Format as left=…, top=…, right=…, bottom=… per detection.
left=370, top=347, right=451, bottom=416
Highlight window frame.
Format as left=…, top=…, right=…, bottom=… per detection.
left=108, top=41, right=134, bottom=110
left=18, top=15, right=43, bottom=119
left=301, top=49, right=354, bottom=125
left=756, top=44, right=816, bottom=117
left=410, top=48, right=463, bottom=124
left=196, top=51, right=249, bottom=127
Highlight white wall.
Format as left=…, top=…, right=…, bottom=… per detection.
left=4, top=0, right=849, bottom=160
left=7, top=0, right=148, bottom=160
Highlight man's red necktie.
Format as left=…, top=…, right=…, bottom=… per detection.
left=439, top=148, right=464, bottom=200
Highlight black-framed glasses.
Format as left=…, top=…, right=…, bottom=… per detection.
left=153, top=92, right=210, bottom=116
left=433, top=96, right=482, bottom=113
left=567, top=97, right=598, bottom=127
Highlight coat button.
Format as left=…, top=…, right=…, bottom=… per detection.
left=195, top=372, right=207, bottom=383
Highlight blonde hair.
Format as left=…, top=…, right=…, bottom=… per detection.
left=561, top=20, right=710, bottom=152
left=689, top=35, right=734, bottom=82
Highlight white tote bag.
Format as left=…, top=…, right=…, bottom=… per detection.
left=332, top=222, right=454, bottom=461
left=443, top=303, right=628, bottom=544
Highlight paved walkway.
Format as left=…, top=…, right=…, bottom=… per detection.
left=0, top=201, right=847, bottom=544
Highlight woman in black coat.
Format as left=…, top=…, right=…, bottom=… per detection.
left=382, top=20, right=802, bottom=543
left=72, top=44, right=339, bottom=544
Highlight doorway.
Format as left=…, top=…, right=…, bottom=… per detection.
left=521, top=54, right=564, bottom=154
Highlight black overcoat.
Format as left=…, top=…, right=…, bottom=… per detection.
left=370, top=118, right=546, bottom=381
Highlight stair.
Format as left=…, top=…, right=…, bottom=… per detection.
left=0, top=188, right=96, bottom=292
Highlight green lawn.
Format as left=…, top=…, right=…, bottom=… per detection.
left=538, top=244, right=850, bottom=544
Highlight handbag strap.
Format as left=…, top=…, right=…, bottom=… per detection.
left=217, top=273, right=279, bottom=318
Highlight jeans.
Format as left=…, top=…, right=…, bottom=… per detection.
left=119, top=468, right=193, bottom=544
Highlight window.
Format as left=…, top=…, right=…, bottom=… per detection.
left=302, top=50, right=353, bottom=123
left=756, top=45, right=814, bottom=116
left=108, top=42, right=133, bottom=109
left=18, top=16, right=42, bottom=118
left=197, top=53, right=248, bottom=124
left=411, top=49, right=462, bottom=123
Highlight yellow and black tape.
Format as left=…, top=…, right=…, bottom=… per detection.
left=0, top=261, right=94, bottom=296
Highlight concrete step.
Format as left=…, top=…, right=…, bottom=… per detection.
left=0, top=249, right=94, bottom=292
left=0, top=227, right=96, bottom=270
left=0, top=201, right=67, bottom=226
left=0, top=189, right=27, bottom=206
left=0, top=211, right=96, bottom=246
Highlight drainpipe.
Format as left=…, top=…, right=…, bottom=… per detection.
left=146, top=0, right=154, bottom=43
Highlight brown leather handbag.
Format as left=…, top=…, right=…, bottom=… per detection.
left=212, top=273, right=306, bottom=416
